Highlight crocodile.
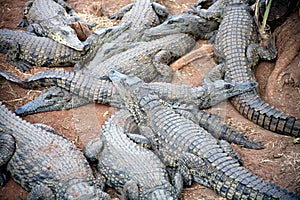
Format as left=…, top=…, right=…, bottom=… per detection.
left=0, top=68, right=264, bottom=149
left=76, top=0, right=171, bottom=69
left=0, top=101, right=110, bottom=199
left=10, top=11, right=221, bottom=114
left=84, top=109, right=182, bottom=199
left=5, top=33, right=196, bottom=114
left=144, top=12, right=219, bottom=40
left=0, top=55, right=256, bottom=116
left=193, top=0, right=300, bottom=137
left=18, top=0, right=88, bottom=50
left=108, top=69, right=300, bottom=200
left=0, top=24, right=130, bottom=71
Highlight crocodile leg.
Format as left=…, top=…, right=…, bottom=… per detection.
left=177, top=152, right=208, bottom=187
left=0, top=133, right=16, bottom=167
left=84, top=138, right=105, bottom=162
left=27, top=24, right=46, bottom=37
left=0, top=133, right=15, bottom=186
left=26, top=183, right=55, bottom=200
left=202, top=63, right=226, bottom=85
left=151, top=2, right=170, bottom=21
left=246, top=36, right=277, bottom=66
left=53, top=0, right=75, bottom=15
left=17, top=1, right=32, bottom=27
left=217, top=140, right=243, bottom=165
left=152, top=50, right=174, bottom=82
left=193, top=2, right=222, bottom=19
left=0, top=39, right=32, bottom=72
left=109, top=3, right=134, bottom=20
left=121, top=180, right=139, bottom=200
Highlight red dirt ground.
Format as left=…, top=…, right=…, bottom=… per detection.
left=0, top=0, right=299, bottom=199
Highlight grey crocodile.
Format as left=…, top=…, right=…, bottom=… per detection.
left=84, top=109, right=182, bottom=199
left=10, top=10, right=221, bottom=115
left=144, top=12, right=219, bottom=40
left=77, top=0, right=170, bottom=69
left=18, top=0, right=88, bottom=50
left=0, top=55, right=257, bottom=118
left=0, top=68, right=264, bottom=150
left=0, top=24, right=130, bottom=72
left=0, top=101, right=110, bottom=199
left=193, top=0, right=300, bottom=137
left=108, top=69, right=300, bottom=200
left=8, top=33, right=196, bottom=114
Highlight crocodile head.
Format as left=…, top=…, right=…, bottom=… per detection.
left=108, top=69, right=149, bottom=124
left=201, top=80, right=258, bottom=108
left=15, top=87, right=83, bottom=116
left=64, top=181, right=110, bottom=200
left=145, top=13, right=219, bottom=40
left=50, top=25, right=86, bottom=51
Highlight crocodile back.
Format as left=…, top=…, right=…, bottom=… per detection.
left=137, top=95, right=299, bottom=200
left=98, top=109, right=175, bottom=198
left=0, top=102, right=98, bottom=198
left=215, top=5, right=257, bottom=83
left=214, top=3, right=300, bottom=136
left=139, top=95, right=225, bottom=163
left=116, top=0, right=160, bottom=42
left=0, top=29, right=85, bottom=67
left=27, top=0, right=66, bottom=23
left=84, top=33, right=196, bottom=82
left=121, top=0, right=159, bottom=29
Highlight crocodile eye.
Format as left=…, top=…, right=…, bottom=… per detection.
left=167, top=20, right=174, bottom=24
left=45, top=93, right=53, bottom=99
left=61, top=30, right=69, bottom=36
left=224, top=83, right=233, bottom=89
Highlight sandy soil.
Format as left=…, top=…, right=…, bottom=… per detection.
left=0, top=0, right=299, bottom=199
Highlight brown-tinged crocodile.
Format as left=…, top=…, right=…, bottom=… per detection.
left=0, top=101, right=110, bottom=199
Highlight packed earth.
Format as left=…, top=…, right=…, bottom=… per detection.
left=0, top=0, right=299, bottom=199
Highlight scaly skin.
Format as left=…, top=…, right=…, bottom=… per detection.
left=78, top=0, right=170, bottom=68
left=7, top=33, right=196, bottom=114
left=0, top=29, right=87, bottom=72
left=144, top=12, right=219, bottom=40
left=81, top=33, right=196, bottom=82
left=84, top=109, right=182, bottom=199
left=18, top=0, right=86, bottom=50
left=0, top=55, right=257, bottom=118
left=0, top=25, right=130, bottom=72
left=0, top=69, right=263, bottom=149
left=109, top=69, right=300, bottom=200
left=0, top=102, right=110, bottom=199
left=195, top=0, right=300, bottom=137
left=0, top=69, right=120, bottom=106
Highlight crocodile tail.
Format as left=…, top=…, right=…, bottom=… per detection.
left=196, top=110, right=264, bottom=149
left=21, top=70, right=76, bottom=89
left=204, top=162, right=300, bottom=200
left=231, top=91, right=300, bottom=137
